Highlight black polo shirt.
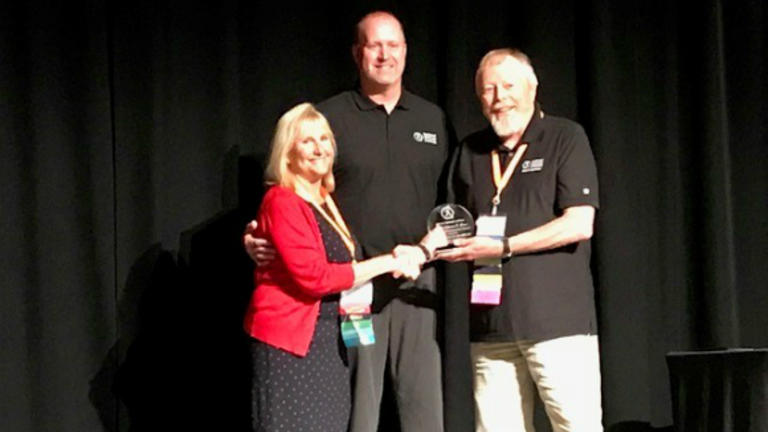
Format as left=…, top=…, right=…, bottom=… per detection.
left=318, top=89, right=452, bottom=258
left=450, top=106, right=600, bottom=342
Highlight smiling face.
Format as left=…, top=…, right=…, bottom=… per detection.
left=353, top=13, right=407, bottom=90
left=288, top=120, right=335, bottom=184
left=477, top=56, right=538, bottom=141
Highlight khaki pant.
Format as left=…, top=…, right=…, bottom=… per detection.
left=471, top=334, right=603, bottom=432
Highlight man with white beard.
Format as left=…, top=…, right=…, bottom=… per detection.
left=439, top=48, right=604, bottom=431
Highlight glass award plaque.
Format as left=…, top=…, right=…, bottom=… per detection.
left=427, top=204, right=475, bottom=244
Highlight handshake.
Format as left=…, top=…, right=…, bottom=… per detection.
left=243, top=220, right=449, bottom=283
left=390, top=226, right=449, bottom=280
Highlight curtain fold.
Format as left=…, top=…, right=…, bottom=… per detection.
left=2, top=1, right=766, bottom=431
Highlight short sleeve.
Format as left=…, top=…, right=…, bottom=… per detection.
left=555, top=124, right=600, bottom=211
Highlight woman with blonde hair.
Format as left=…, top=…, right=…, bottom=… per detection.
left=243, top=102, right=419, bottom=431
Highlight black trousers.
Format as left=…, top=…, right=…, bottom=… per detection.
left=349, top=267, right=444, bottom=432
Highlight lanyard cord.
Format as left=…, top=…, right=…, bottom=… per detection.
left=490, top=143, right=528, bottom=213
left=295, top=185, right=356, bottom=260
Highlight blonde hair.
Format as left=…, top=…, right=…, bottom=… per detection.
left=474, top=48, right=539, bottom=96
left=264, top=102, right=336, bottom=192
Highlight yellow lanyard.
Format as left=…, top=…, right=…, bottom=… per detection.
left=294, top=185, right=357, bottom=260
left=311, top=195, right=357, bottom=261
left=490, top=143, right=528, bottom=214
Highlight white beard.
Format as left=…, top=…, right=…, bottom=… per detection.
left=489, top=111, right=526, bottom=139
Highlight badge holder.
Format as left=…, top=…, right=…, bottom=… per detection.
left=471, top=213, right=507, bottom=305
left=297, top=187, right=376, bottom=348
left=339, top=282, right=375, bottom=347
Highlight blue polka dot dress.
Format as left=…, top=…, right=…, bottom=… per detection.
left=250, top=204, right=361, bottom=432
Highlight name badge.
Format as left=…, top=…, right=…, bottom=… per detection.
left=476, top=215, right=507, bottom=236
left=471, top=214, right=507, bottom=305
left=340, top=281, right=375, bottom=346
left=340, top=281, right=372, bottom=314
left=341, top=315, right=375, bottom=347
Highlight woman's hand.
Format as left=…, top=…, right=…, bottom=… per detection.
left=391, top=252, right=422, bottom=280
left=393, top=244, right=428, bottom=265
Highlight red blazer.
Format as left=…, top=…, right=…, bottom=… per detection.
left=243, top=186, right=354, bottom=357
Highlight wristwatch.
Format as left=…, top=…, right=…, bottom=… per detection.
left=416, top=243, right=433, bottom=261
left=501, top=237, right=513, bottom=258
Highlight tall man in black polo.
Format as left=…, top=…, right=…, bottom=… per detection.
left=440, top=49, right=603, bottom=431
left=244, top=11, right=450, bottom=432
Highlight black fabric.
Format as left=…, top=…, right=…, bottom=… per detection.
left=319, top=89, right=448, bottom=431
left=319, top=89, right=452, bottom=258
left=347, top=277, right=444, bottom=432
left=450, top=109, right=599, bottom=342
left=3, top=1, right=768, bottom=432
left=667, top=349, right=768, bottom=432
left=313, top=202, right=364, bottom=263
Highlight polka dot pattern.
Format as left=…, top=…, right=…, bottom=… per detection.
left=250, top=205, right=359, bottom=432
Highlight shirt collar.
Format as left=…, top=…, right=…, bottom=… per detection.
left=495, top=102, right=544, bottom=152
left=352, top=87, right=412, bottom=112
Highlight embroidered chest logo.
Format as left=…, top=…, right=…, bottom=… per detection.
left=413, top=131, right=438, bottom=145
left=521, top=158, right=544, bottom=173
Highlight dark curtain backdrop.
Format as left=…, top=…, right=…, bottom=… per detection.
left=2, top=0, right=766, bottom=431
